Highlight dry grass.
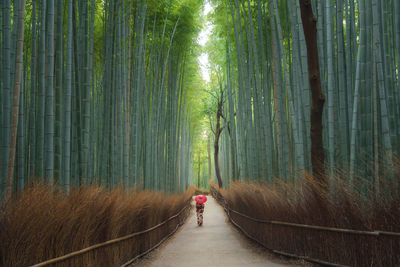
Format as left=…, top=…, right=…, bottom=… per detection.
left=0, top=184, right=195, bottom=266
left=194, top=188, right=209, bottom=196
left=211, top=161, right=400, bottom=266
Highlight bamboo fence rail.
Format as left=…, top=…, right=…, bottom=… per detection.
left=210, top=186, right=399, bottom=266
left=30, top=201, right=192, bottom=267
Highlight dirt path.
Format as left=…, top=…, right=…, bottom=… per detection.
left=136, top=196, right=306, bottom=267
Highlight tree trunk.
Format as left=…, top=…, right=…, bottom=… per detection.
left=298, top=0, right=326, bottom=187
left=6, top=0, right=26, bottom=199
left=214, top=91, right=224, bottom=188
left=64, top=0, right=73, bottom=192
left=197, top=152, right=201, bottom=188
left=45, top=0, right=55, bottom=183
left=2, top=0, right=12, bottom=196
left=54, top=0, right=63, bottom=182
left=207, top=135, right=212, bottom=181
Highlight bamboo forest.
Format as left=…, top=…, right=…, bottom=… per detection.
left=0, top=0, right=399, bottom=266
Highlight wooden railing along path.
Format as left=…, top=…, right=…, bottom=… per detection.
left=30, top=201, right=192, bottom=267
left=210, top=186, right=400, bottom=267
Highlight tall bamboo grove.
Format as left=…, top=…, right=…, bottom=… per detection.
left=0, top=0, right=202, bottom=197
left=211, top=0, right=399, bottom=195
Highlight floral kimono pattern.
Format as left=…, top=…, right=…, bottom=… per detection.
left=196, top=203, right=205, bottom=226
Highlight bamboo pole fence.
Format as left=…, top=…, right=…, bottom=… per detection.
left=30, top=201, right=192, bottom=267
left=210, top=186, right=400, bottom=267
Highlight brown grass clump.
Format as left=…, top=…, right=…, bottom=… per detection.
left=194, top=188, right=209, bottom=196
left=0, top=183, right=195, bottom=267
left=210, top=164, right=400, bottom=267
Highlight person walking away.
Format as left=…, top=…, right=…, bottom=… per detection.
left=194, top=195, right=207, bottom=226
left=196, top=202, right=205, bottom=226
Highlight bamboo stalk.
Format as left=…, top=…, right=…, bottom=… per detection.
left=5, top=0, right=26, bottom=199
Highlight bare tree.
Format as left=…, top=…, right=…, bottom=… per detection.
left=213, top=87, right=224, bottom=188
left=299, top=0, right=327, bottom=188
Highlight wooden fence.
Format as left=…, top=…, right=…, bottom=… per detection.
left=30, top=201, right=192, bottom=267
left=210, top=186, right=400, bottom=267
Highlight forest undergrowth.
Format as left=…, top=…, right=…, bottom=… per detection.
left=0, top=184, right=195, bottom=266
left=211, top=159, right=400, bottom=266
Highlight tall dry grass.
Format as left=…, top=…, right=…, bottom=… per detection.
left=211, top=161, right=400, bottom=266
left=0, top=184, right=195, bottom=266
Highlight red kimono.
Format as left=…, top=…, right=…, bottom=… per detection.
left=196, top=203, right=205, bottom=226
